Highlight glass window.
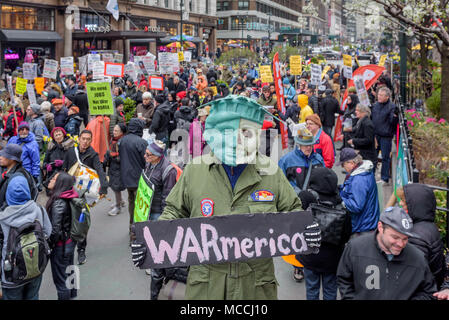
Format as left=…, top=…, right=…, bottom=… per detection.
left=1, top=5, right=54, bottom=31
left=183, top=24, right=197, bottom=36
left=238, top=1, right=249, bottom=10
left=217, top=18, right=229, bottom=30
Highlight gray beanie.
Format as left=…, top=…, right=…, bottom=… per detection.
left=30, top=103, right=41, bottom=114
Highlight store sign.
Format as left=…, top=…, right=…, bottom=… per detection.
left=84, top=24, right=111, bottom=33
left=144, top=26, right=161, bottom=32
left=5, top=53, right=19, bottom=60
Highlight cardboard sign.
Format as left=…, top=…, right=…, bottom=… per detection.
left=342, top=54, right=352, bottom=67
left=124, top=62, right=137, bottom=82
left=149, top=76, right=164, bottom=90
left=134, top=173, right=154, bottom=223
left=23, top=63, right=37, bottom=80
left=15, top=77, right=27, bottom=95
left=93, top=61, right=105, bottom=79
left=259, top=64, right=273, bottom=83
left=88, top=54, right=101, bottom=71
left=184, top=51, right=192, bottom=62
left=102, top=53, right=114, bottom=63
left=113, top=53, right=123, bottom=64
left=60, top=57, right=74, bottom=76
left=34, top=77, right=45, bottom=95
left=378, top=54, right=387, bottom=67
left=310, top=64, right=322, bottom=86
left=178, top=51, right=184, bottom=62
left=289, top=55, right=302, bottom=75
left=43, top=59, right=58, bottom=79
left=27, top=84, right=37, bottom=105
left=86, top=82, right=114, bottom=115
left=134, top=210, right=315, bottom=269
left=104, top=63, right=124, bottom=77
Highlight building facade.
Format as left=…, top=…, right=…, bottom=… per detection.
left=0, top=0, right=217, bottom=72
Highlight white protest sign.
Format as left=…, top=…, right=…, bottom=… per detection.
left=104, top=63, right=124, bottom=77
left=60, top=57, right=74, bottom=76
left=183, top=51, right=192, bottom=62
left=78, top=55, right=88, bottom=75
left=343, top=66, right=353, bottom=79
left=43, top=59, right=58, bottom=79
left=113, top=53, right=123, bottom=63
left=93, top=61, right=105, bottom=79
left=102, top=53, right=114, bottom=63
left=23, top=63, right=37, bottom=80
left=149, top=76, right=164, bottom=90
left=354, top=75, right=371, bottom=107
left=88, top=54, right=101, bottom=71
left=7, top=75, right=17, bottom=106
left=170, top=53, right=180, bottom=73
left=142, top=56, right=155, bottom=73
left=158, top=52, right=178, bottom=75
left=310, top=64, right=322, bottom=86
left=124, top=62, right=137, bottom=81
left=27, top=84, right=37, bottom=105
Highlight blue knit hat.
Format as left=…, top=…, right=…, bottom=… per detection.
left=6, top=175, right=31, bottom=206
left=283, top=77, right=290, bottom=85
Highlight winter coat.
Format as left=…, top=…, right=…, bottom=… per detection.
left=143, top=156, right=177, bottom=214
left=105, top=136, right=125, bottom=192
left=308, top=95, right=319, bottom=114
left=43, top=137, right=75, bottom=173
left=0, top=164, right=39, bottom=210
left=284, top=85, right=296, bottom=101
left=340, top=160, right=380, bottom=233
left=174, top=105, right=195, bottom=127
left=313, top=129, right=335, bottom=169
left=62, top=146, right=108, bottom=195
left=0, top=200, right=51, bottom=288
left=72, top=91, right=89, bottom=116
left=118, top=119, right=148, bottom=189
left=48, top=189, right=78, bottom=247
left=64, top=84, right=78, bottom=97
left=64, top=114, right=82, bottom=137
left=125, top=84, right=137, bottom=100
left=109, top=111, right=126, bottom=137
left=371, top=99, right=398, bottom=138
left=159, top=153, right=303, bottom=299
left=278, top=148, right=325, bottom=192
left=404, top=184, right=447, bottom=289
left=350, top=115, right=377, bottom=165
left=343, top=94, right=359, bottom=128
left=52, top=106, right=68, bottom=128
left=149, top=102, right=170, bottom=141
left=135, top=102, right=156, bottom=129
left=337, top=231, right=437, bottom=300
left=7, top=132, right=40, bottom=178
left=319, top=95, right=343, bottom=127
left=43, top=112, right=55, bottom=133
left=29, top=115, right=48, bottom=145
left=3, top=107, right=24, bottom=138
left=207, top=70, right=218, bottom=84
left=257, top=95, right=277, bottom=108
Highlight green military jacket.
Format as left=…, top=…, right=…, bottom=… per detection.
left=221, top=69, right=233, bottom=85
left=159, top=153, right=303, bottom=300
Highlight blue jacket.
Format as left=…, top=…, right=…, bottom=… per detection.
left=247, top=68, right=259, bottom=79
left=284, top=84, right=296, bottom=101
left=340, top=160, right=380, bottom=233
left=64, top=84, right=78, bottom=97
left=52, top=106, right=68, bottom=128
left=64, top=114, right=83, bottom=136
left=279, top=148, right=324, bottom=191
left=8, top=132, right=41, bottom=178
left=371, top=99, right=398, bottom=138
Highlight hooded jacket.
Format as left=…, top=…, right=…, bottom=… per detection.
left=340, top=160, right=380, bottom=233
left=0, top=200, right=52, bottom=288
left=404, top=184, right=447, bottom=289
left=174, top=105, right=195, bottom=124
left=29, top=115, right=48, bottom=145
left=64, top=113, right=83, bottom=137
left=337, top=231, right=437, bottom=300
left=8, top=132, right=41, bottom=178
left=351, top=115, right=377, bottom=165
left=119, top=119, right=148, bottom=189
left=150, top=101, right=171, bottom=141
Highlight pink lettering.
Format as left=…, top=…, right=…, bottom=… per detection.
left=143, top=226, right=184, bottom=264
left=240, top=238, right=254, bottom=258
left=200, top=223, right=223, bottom=262
left=254, top=237, right=268, bottom=257
left=277, top=234, right=291, bottom=255
left=180, top=227, right=205, bottom=263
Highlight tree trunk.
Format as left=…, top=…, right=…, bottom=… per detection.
left=440, top=44, right=449, bottom=120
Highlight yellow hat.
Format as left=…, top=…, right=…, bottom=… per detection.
left=297, top=94, right=309, bottom=109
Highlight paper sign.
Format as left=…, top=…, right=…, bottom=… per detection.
left=15, top=77, right=27, bottom=95
left=310, top=64, right=322, bottom=86
left=104, top=63, right=124, bottom=77
left=149, top=76, right=164, bottom=90
left=34, top=77, right=45, bottom=95
left=93, top=61, right=105, bottom=79
left=134, top=173, right=154, bottom=223
left=354, top=75, right=371, bottom=107
left=124, top=62, right=137, bottom=81
left=343, top=66, right=353, bottom=79
left=113, top=53, right=123, bottom=63
left=342, top=54, right=352, bottom=67
left=102, top=53, right=114, bottom=63
left=7, top=75, right=17, bottom=106
left=60, top=57, right=74, bottom=76
left=133, top=210, right=315, bottom=269
left=27, top=84, right=37, bottom=105
left=88, top=54, right=101, bottom=71
left=259, top=64, right=273, bottom=83
left=378, top=54, right=387, bottom=67
left=23, top=63, right=37, bottom=80
left=158, top=52, right=180, bottom=75
left=184, top=51, right=192, bottom=62
left=178, top=51, right=184, bottom=62
left=86, top=82, right=114, bottom=115
left=289, top=55, right=302, bottom=75
left=43, top=59, right=58, bottom=79
left=142, top=56, right=155, bottom=73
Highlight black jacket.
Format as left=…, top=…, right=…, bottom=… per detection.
left=62, top=146, right=108, bottom=194
left=43, top=137, right=75, bottom=173
left=105, top=139, right=125, bottom=192
left=119, top=119, right=148, bottom=189
left=0, top=164, right=38, bottom=210
left=404, top=184, right=447, bottom=289
left=174, top=105, right=195, bottom=124
left=52, top=107, right=68, bottom=128
left=73, top=91, right=89, bottom=115
left=150, top=102, right=171, bottom=140
left=337, top=231, right=437, bottom=300
left=319, top=95, right=343, bottom=127
left=371, top=99, right=398, bottom=138
left=49, top=198, right=72, bottom=247
left=350, top=115, right=377, bottom=165
left=308, top=94, right=319, bottom=114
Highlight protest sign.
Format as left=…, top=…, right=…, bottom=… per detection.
left=88, top=54, right=101, bottom=71
left=378, top=54, right=387, bottom=67
left=142, top=55, right=155, bottom=73
left=133, top=210, right=315, bottom=269
left=178, top=51, right=184, bottom=62
left=113, top=53, right=123, bottom=64
left=310, top=64, right=322, bottom=86
left=149, top=76, right=164, bottom=90
left=93, top=61, right=105, bottom=79
left=27, top=84, right=37, bottom=105
left=343, top=65, right=353, bottom=79
left=342, top=54, right=352, bottom=67
left=7, top=76, right=17, bottom=106
left=134, top=173, right=154, bottom=223
left=321, top=65, right=331, bottom=80
left=259, top=64, right=273, bottom=83
left=15, top=77, right=27, bottom=95
left=43, top=59, right=58, bottom=79
left=23, top=63, right=37, bottom=80
left=124, top=62, right=137, bottom=81
left=60, top=57, right=74, bottom=76
left=86, top=82, right=114, bottom=115
left=273, top=52, right=288, bottom=150
left=158, top=52, right=180, bottom=74
left=354, top=75, right=371, bottom=107
left=289, top=55, right=302, bottom=75
left=104, top=63, right=124, bottom=77
left=78, top=55, right=88, bottom=75
left=102, top=53, right=114, bottom=63
left=34, top=77, right=45, bottom=95
left=184, top=51, right=192, bottom=62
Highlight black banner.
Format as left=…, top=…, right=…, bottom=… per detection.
left=134, top=211, right=315, bottom=269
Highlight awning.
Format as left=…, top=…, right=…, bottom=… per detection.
left=72, top=31, right=167, bottom=40
left=0, top=30, right=63, bottom=42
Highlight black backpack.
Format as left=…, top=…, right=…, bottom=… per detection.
left=3, top=206, right=51, bottom=286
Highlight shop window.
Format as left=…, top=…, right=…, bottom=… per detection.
left=238, top=1, right=249, bottom=10
left=1, top=5, right=54, bottom=31
left=217, top=18, right=228, bottom=30
left=78, top=12, right=111, bottom=31
left=183, top=24, right=196, bottom=36
left=217, top=1, right=230, bottom=11
left=158, top=20, right=178, bottom=36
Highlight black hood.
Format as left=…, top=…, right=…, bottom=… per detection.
left=179, top=105, right=192, bottom=114
left=128, top=118, right=145, bottom=137
left=308, top=167, right=341, bottom=205
left=404, top=184, right=436, bottom=223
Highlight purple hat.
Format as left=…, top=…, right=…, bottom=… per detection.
left=147, top=140, right=166, bottom=157
left=337, top=147, right=358, bottom=166
left=17, top=121, right=30, bottom=131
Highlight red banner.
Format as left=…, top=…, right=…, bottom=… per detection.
left=273, top=52, right=288, bottom=149
left=334, top=64, right=386, bottom=141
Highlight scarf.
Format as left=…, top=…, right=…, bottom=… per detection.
left=109, top=134, right=123, bottom=157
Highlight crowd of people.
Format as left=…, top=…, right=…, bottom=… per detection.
left=0, top=53, right=448, bottom=301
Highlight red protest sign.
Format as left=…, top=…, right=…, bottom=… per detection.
left=104, top=62, right=124, bottom=77
left=149, top=76, right=164, bottom=91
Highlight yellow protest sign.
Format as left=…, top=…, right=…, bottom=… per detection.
left=342, top=54, right=352, bottom=67
left=15, top=77, right=27, bottom=95
left=210, top=86, right=217, bottom=96
left=378, top=54, right=387, bottom=67
left=178, top=51, right=184, bottom=62
left=289, top=56, right=302, bottom=75
left=34, top=77, right=45, bottom=95
left=321, top=66, right=331, bottom=79
left=259, top=64, right=273, bottom=83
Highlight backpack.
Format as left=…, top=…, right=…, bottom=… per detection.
left=69, top=193, right=91, bottom=243
left=3, top=206, right=51, bottom=286
left=176, top=118, right=192, bottom=132
left=162, top=162, right=183, bottom=182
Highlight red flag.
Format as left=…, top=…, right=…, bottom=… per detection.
left=334, top=64, right=386, bottom=141
left=273, top=52, right=288, bottom=149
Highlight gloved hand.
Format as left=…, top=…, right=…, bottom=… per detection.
left=54, top=159, right=64, bottom=167
left=131, top=240, right=147, bottom=268
left=304, top=221, right=321, bottom=254
left=46, top=164, right=53, bottom=172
